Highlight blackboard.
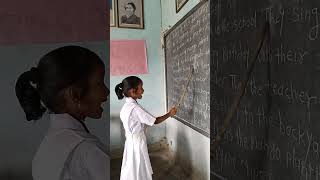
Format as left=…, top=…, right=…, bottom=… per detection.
left=164, top=1, right=210, bottom=137
left=211, top=0, right=320, bottom=179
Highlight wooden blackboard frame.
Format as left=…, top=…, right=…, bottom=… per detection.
left=164, top=0, right=210, bottom=137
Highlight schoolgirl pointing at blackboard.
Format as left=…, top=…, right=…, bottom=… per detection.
left=115, top=76, right=177, bottom=180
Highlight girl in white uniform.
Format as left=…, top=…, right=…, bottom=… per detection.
left=115, top=76, right=177, bottom=180
left=15, top=46, right=110, bottom=180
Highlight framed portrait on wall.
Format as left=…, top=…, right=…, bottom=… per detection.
left=117, top=0, right=144, bottom=29
left=110, top=0, right=117, bottom=26
left=176, top=0, right=189, bottom=13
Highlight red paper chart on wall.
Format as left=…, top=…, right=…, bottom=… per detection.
left=110, top=40, right=148, bottom=76
left=0, top=0, right=108, bottom=45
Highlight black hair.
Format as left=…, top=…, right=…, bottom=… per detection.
left=115, top=76, right=142, bottom=100
left=15, top=45, right=104, bottom=121
left=125, top=2, right=136, bottom=11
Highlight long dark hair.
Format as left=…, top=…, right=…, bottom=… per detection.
left=115, top=76, right=142, bottom=100
left=15, top=45, right=104, bottom=121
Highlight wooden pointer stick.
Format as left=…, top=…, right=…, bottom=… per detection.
left=176, top=67, right=194, bottom=108
left=211, top=22, right=270, bottom=158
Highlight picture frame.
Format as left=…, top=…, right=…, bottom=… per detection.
left=176, top=0, right=189, bottom=13
left=110, top=0, right=117, bottom=27
left=117, top=0, right=144, bottom=29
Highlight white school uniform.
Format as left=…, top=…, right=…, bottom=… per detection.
left=120, top=97, right=156, bottom=180
left=32, top=113, right=109, bottom=180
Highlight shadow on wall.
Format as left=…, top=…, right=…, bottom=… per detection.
left=174, top=128, right=193, bottom=178
left=169, top=125, right=208, bottom=180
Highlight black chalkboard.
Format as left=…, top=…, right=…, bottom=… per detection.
left=211, top=0, right=320, bottom=179
left=164, top=1, right=210, bottom=137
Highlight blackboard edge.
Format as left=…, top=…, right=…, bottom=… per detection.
left=173, top=115, right=210, bottom=138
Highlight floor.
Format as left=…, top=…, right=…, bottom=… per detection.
left=111, top=145, right=193, bottom=180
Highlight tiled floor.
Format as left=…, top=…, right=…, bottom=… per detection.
left=111, top=146, right=192, bottom=180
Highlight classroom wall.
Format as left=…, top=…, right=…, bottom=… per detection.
left=110, top=1, right=165, bottom=151
left=0, top=42, right=109, bottom=180
left=161, top=0, right=210, bottom=179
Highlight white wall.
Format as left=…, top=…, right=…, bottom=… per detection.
left=166, top=119, right=210, bottom=179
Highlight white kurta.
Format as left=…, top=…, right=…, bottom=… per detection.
left=120, top=97, right=156, bottom=180
left=32, top=113, right=109, bottom=180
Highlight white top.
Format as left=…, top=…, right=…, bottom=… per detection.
left=32, top=113, right=109, bottom=180
left=120, top=97, right=156, bottom=134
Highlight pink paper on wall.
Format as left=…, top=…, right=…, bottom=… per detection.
left=0, top=0, right=108, bottom=45
left=111, top=40, right=148, bottom=76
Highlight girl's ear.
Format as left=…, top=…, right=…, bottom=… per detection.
left=127, top=88, right=135, bottom=97
left=65, top=86, right=82, bottom=104
left=132, top=88, right=139, bottom=96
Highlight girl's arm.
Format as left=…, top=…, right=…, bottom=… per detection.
left=154, top=107, right=177, bottom=124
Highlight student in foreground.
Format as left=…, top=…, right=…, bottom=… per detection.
left=15, top=46, right=110, bottom=180
left=115, top=76, right=177, bottom=180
